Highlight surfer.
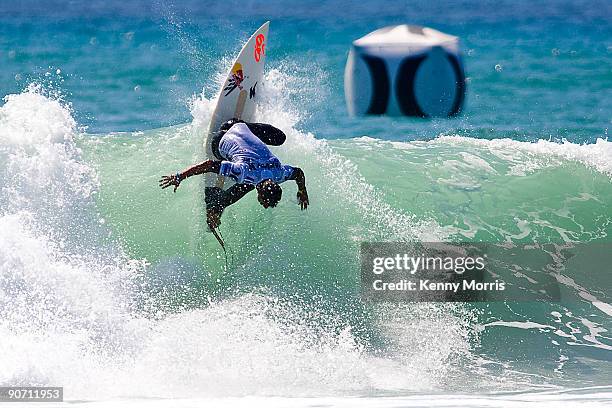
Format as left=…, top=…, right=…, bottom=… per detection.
left=159, top=119, right=309, bottom=230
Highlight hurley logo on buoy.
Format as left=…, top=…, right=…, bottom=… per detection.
left=254, top=34, right=265, bottom=62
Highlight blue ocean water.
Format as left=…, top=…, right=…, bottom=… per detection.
left=1, top=0, right=610, bottom=139
left=0, top=1, right=611, bottom=406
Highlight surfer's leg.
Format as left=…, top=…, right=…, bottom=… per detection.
left=210, top=130, right=225, bottom=160
left=205, top=183, right=254, bottom=214
left=212, top=119, right=245, bottom=159
left=246, top=122, right=286, bottom=146
left=205, top=186, right=225, bottom=212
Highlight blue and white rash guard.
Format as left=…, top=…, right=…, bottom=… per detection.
left=218, top=122, right=295, bottom=185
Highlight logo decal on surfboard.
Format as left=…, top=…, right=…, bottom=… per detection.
left=254, top=34, right=265, bottom=62
left=223, top=63, right=247, bottom=96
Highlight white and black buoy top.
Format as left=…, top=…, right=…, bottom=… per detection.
left=353, top=25, right=460, bottom=56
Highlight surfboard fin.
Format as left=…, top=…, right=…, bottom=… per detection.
left=211, top=227, right=230, bottom=271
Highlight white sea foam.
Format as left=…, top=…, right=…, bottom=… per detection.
left=359, top=134, right=612, bottom=179
left=435, top=135, right=612, bottom=178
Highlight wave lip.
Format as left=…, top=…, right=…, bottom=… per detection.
left=435, top=135, right=612, bottom=178
left=0, top=84, right=76, bottom=146
left=355, top=134, right=612, bottom=178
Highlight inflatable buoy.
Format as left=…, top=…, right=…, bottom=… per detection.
left=344, top=25, right=465, bottom=117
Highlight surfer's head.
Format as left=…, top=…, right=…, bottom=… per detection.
left=256, top=179, right=282, bottom=208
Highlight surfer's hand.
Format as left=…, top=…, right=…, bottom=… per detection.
left=207, top=208, right=221, bottom=230
left=297, top=189, right=309, bottom=210
left=159, top=173, right=181, bottom=192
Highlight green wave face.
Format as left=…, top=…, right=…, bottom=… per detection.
left=80, top=92, right=612, bottom=389
left=3, top=84, right=610, bottom=398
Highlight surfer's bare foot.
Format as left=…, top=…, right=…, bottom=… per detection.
left=206, top=208, right=221, bottom=229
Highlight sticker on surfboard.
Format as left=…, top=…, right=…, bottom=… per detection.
left=203, top=21, right=270, bottom=193
left=223, top=63, right=246, bottom=97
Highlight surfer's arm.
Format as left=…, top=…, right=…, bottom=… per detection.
left=288, top=167, right=309, bottom=210
left=159, top=160, right=221, bottom=192
left=180, top=160, right=221, bottom=178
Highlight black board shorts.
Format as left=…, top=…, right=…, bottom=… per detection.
left=211, top=120, right=286, bottom=160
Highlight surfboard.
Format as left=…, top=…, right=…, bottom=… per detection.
left=203, top=21, right=270, bottom=196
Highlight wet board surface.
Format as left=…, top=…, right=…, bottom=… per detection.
left=203, top=21, right=269, bottom=193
